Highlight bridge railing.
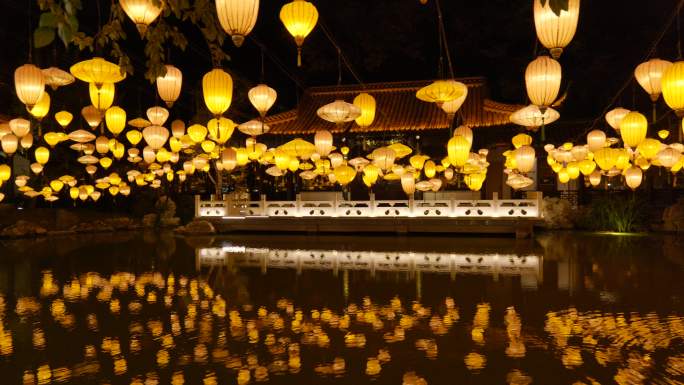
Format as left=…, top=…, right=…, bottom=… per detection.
left=195, top=192, right=542, bottom=219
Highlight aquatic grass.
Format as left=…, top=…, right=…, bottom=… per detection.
left=578, top=196, right=647, bottom=233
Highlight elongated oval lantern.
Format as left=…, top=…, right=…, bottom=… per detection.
left=314, top=129, right=333, bottom=157
left=353, top=93, right=376, bottom=128
left=156, top=65, right=182, bottom=107
left=515, top=145, right=536, bottom=173
left=280, top=0, right=318, bottom=67
left=81, top=105, right=102, bottom=129
left=216, top=0, right=259, bottom=47
left=105, top=106, right=127, bottom=136
left=90, top=82, right=115, bottom=111
left=634, top=59, right=672, bottom=102
left=661, top=61, right=684, bottom=115
left=624, top=166, right=642, bottom=190
left=447, top=135, right=471, bottom=168
left=533, top=0, right=580, bottom=59
left=29, top=92, right=51, bottom=120
left=15, top=64, right=45, bottom=109
left=619, top=111, right=648, bottom=148
left=525, top=55, right=562, bottom=110
left=119, top=0, right=163, bottom=36
left=248, top=84, right=277, bottom=117
left=203, top=68, right=233, bottom=117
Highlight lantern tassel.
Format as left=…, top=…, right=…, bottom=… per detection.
left=297, top=47, right=302, bottom=67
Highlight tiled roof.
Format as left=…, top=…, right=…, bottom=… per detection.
left=264, top=78, right=521, bottom=135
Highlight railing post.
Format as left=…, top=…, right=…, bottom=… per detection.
left=409, top=194, right=415, bottom=217
left=194, top=195, right=200, bottom=217
left=369, top=192, right=376, bottom=217
left=492, top=192, right=499, bottom=217
left=537, top=191, right=544, bottom=218
left=260, top=194, right=267, bottom=216
left=296, top=193, right=302, bottom=217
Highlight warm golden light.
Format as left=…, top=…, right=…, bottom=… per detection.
left=156, top=65, right=183, bottom=107
left=14, top=64, right=45, bottom=108
left=525, top=55, right=562, bottom=109
left=216, top=0, right=259, bottom=47
left=119, top=0, right=163, bottom=36
left=533, top=0, right=580, bottom=58
left=202, top=69, right=233, bottom=116
left=280, top=0, right=318, bottom=66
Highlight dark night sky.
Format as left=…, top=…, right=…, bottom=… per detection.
left=0, top=0, right=680, bottom=141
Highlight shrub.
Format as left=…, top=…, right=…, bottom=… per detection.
left=578, top=196, right=647, bottom=233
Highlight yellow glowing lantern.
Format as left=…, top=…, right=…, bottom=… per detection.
left=593, top=148, right=617, bottom=171
left=280, top=0, right=318, bottom=66
left=156, top=65, right=182, bottom=107
left=424, top=160, right=436, bottom=178
left=108, top=185, right=120, bottom=196
left=99, top=157, right=113, bottom=169
left=619, top=111, right=648, bottom=148
left=202, top=68, right=233, bottom=116
left=588, top=170, right=602, bottom=186
left=55, top=110, right=73, bottom=128
left=119, top=0, right=163, bottom=35
left=126, top=130, right=143, bottom=146
left=464, top=173, right=486, bottom=191
left=515, top=145, right=536, bottom=173
left=525, top=55, right=562, bottom=109
left=587, top=129, right=607, bottom=152
left=288, top=158, right=300, bottom=172
left=353, top=93, right=376, bottom=127
left=416, top=79, right=465, bottom=105
left=187, top=124, right=208, bottom=143
left=567, top=162, right=580, bottom=179
left=662, top=61, right=684, bottom=115
left=401, top=173, right=415, bottom=195
left=274, top=149, right=291, bottom=170
left=314, top=130, right=334, bottom=156
left=2, top=134, right=19, bottom=155
left=70, top=57, right=125, bottom=88
left=0, top=164, right=11, bottom=181
left=21, top=133, right=34, bottom=149
left=317, top=100, right=361, bottom=123
left=409, top=154, right=429, bottom=170
left=636, top=138, right=661, bottom=160
left=579, top=159, right=596, bottom=176
left=208, top=117, right=236, bottom=144
left=81, top=105, right=102, bottom=129
left=69, top=186, right=79, bottom=200
left=605, top=107, right=630, bottom=131
left=14, top=64, right=45, bottom=108
left=558, top=168, right=570, bottom=183
left=372, top=147, right=396, bottom=170
left=512, top=133, right=533, bottom=149
left=50, top=180, right=64, bottom=192
left=200, top=140, right=216, bottom=153
left=34, top=146, right=50, bottom=165
left=248, top=84, right=278, bottom=117
left=533, top=0, right=580, bottom=59
left=105, top=106, right=127, bottom=136
left=615, top=149, right=631, bottom=170
left=10, top=118, right=31, bottom=137
left=29, top=91, right=50, bottom=120
left=89, top=82, right=115, bottom=111
left=142, top=125, right=169, bottom=150
left=42, top=132, right=60, bottom=147
left=236, top=147, right=249, bottom=166
left=624, top=166, right=642, bottom=190
left=658, top=129, right=670, bottom=140
left=447, top=135, right=471, bottom=168
left=635, top=59, right=672, bottom=102
left=440, top=82, right=469, bottom=117
left=215, top=0, right=259, bottom=47
left=362, top=164, right=379, bottom=185
left=333, top=165, right=356, bottom=186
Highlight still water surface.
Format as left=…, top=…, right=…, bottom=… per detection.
left=0, top=232, right=683, bottom=384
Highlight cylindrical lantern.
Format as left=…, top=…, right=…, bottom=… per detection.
left=215, top=0, right=259, bottom=47
left=314, top=130, right=333, bottom=157
left=202, top=68, right=233, bottom=116
left=589, top=170, right=602, bottom=187
left=14, top=63, right=45, bottom=108
left=447, top=135, right=471, bottom=167
left=662, top=61, right=684, bottom=115
left=89, top=82, right=115, bottom=110
left=624, top=166, right=643, bottom=190
left=353, top=93, right=376, bottom=127
left=34, top=146, right=50, bottom=165
left=401, top=173, right=415, bottom=196
left=105, top=106, right=127, bottom=136
left=533, top=0, right=580, bottom=59
left=587, top=129, right=607, bottom=152
left=515, top=145, right=536, bottom=173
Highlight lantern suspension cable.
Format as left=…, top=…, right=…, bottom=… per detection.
left=435, top=0, right=455, bottom=79
left=575, top=0, right=684, bottom=141
left=318, top=20, right=365, bottom=87
left=248, top=35, right=306, bottom=90
left=27, top=0, right=32, bottom=62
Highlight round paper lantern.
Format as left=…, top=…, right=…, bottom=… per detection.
left=238, top=120, right=270, bottom=136
left=20, top=133, right=33, bottom=149
left=455, top=125, right=474, bottom=145
left=634, top=59, right=672, bottom=102
left=525, top=55, right=562, bottom=109
left=95, top=136, right=110, bottom=154
left=579, top=159, right=596, bottom=176
left=515, top=145, right=536, bottom=173
left=533, top=0, right=580, bottom=59
left=636, top=138, right=661, bottom=160
left=222, top=147, right=238, bottom=171
left=401, top=173, right=415, bottom=196
left=424, top=160, right=436, bottom=178
left=464, top=173, right=486, bottom=191
left=14, top=63, right=45, bottom=108
left=119, top=0, right=163, bottom=35
left=589, top=170, right=602, bottom=187
left=208, top=117, right=236, bottom=144
left=353, top=93, right=376, bottom=127
left=447, top=135, right=471, bottom=167
left=81, top=105, right=102, bottom=129
left=279, top=0, right=318, bottom=66
left=34, top=146, right=50, bottom=165
left=30, top=162, right=44, bottom=174
left=156, top=65, right=182, bottom=107
left=105, top=106, right=127, bottom=136
left=216, top=0, right=259, bottom=47
left=200, top=140, right=216, bottom=153
left=328, top=153, right=344, bottom=169
left=416, top=79, right=465, bottom=105
left=188, top=124, right=208, bottom=143
left=662, top=61, right=684, bottom=114
left=333, top=165, right=356, bottom=186
left=203, top=68, right=233, bottom=116
left=89, top=82, right=115, bottom=110
left=619, top=111, right=648, bottom=148
left=593, top=148, right=617, bottom=171
left=248, top=84, right=277, bottom=117
left=55, top=110, right=73, bottom=128
left=317, top=100, right=361, bottom=124
left=587, top=129, right=607, bottom=152
left=605, top=107, right=630, bottom=130
left=9, top=118, right=31, bottom=137
left=0, top=164, right=11, bottom=181
left=70, top=57, right=125, bottom=88
left=657, top=147, right=681, bottom=168
left=624, top=166, right=643, bottom=190
left=146, top=106, right=169, bottom=126
left=511, top=133, right=533, bottom=149
left=142, top=146, right=156, bottom=163
left=29, top=91, right=50, bottom=120
left=126, top=130, right=143, bottom=146
left=372, top=147, right=396, bottom=170
left=142, top=125, right=170, bottom=150
left=362, top=164, right=379, bottom=185
left=439, top=82, right=469, bottom=117
left=510, top=104, right=560, bottom=128
left=314, top=130, right=333, bottom=156
left=171, top=120, right=185, bottom=138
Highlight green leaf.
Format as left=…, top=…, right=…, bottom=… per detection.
left=539, top=0, right=569, bottom=16
left=39, top=12, right=58, bottom=28
left=57, top=23, right=74, bottom=47
left=33, top=27, right=55, bottom=48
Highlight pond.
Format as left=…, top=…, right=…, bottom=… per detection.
left=0, top=231, right=683, bottom=384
